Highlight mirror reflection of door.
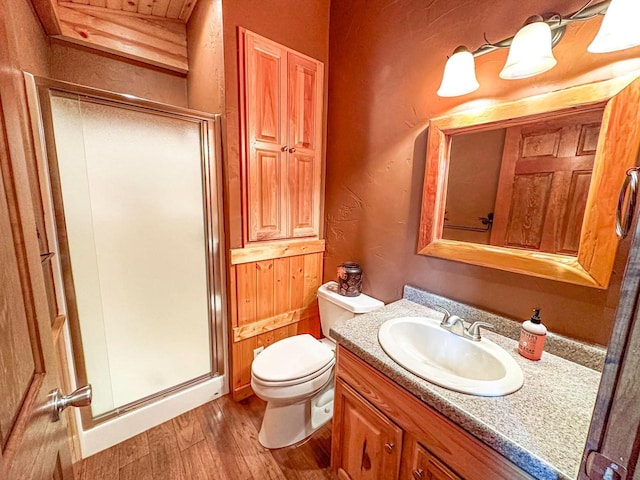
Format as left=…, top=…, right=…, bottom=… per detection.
left=443, top=109, right=604, bottom=256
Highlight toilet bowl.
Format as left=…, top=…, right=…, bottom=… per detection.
left=251, top=281, right=383, bottom=449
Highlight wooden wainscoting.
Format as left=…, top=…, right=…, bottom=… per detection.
left=229, top=239, right=325, bottom=401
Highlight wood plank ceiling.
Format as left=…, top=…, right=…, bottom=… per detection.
left=59, top=0, right=197, bottom=22
left=31, top=0, right=199, bottom=73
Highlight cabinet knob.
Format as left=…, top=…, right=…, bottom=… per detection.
left=281, top=145, right=288, bottom=152
left=412, top=469, right=424, bottom=480
left=384, top=442, right=395, bottom=454
left=288, top=147, right=296, bottom=153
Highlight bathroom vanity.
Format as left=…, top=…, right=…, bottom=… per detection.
left=330, top=290, right=604, bottom=480
left=333, top=347, right=533, bottom=479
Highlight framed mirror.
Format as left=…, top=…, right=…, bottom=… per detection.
left=418, top=75, right=640, bottom=289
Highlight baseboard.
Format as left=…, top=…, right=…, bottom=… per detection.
left=232, top=383, right=254, bottom=402
left=78, top=374, right=228, bottom=458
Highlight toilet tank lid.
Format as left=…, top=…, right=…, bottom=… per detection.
left=317, top=281, right=384, bottom=313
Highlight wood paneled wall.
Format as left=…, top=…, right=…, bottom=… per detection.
left=229, top=240, right=325, bottom=400
left=31, top=1, right=190, bottom=73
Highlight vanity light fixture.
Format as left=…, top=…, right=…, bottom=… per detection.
left=437, top=46, right=480, bottom=97
left=499, top=16, right=557, bottom=80
left=438, top=0, right=638, bottom=97
left=588, top=0, right=640, bottom=53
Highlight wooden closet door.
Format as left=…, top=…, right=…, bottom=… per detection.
left=243, top=31, right=288, bottom=241
left=0, top=27, right=73, bottom=478
left=287, top=52, right=323, bottom=238
left=490, top=110, right=603, bottom=254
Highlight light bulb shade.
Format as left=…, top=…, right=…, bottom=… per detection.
left=437, top=47, right=479, bottom=97
left=588, top=0, right=640, bottom=53
left=500, top=21, right=557, bottom=80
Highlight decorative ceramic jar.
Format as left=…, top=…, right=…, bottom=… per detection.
left=337, top=262, right=363, bottom=297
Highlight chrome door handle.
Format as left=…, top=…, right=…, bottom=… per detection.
left=616, top=167, right=640, bottom=239
left=50, top=385, right=92, bottom=422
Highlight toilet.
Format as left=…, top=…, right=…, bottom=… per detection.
left=250, top=280, right=384, bottom=449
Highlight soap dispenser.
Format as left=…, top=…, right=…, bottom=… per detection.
left=518, top=308, right=547, bottom=361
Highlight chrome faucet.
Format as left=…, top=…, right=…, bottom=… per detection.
left=430, top=306, right=494, bottom=341
left=465, top=321, right=495, bottom=341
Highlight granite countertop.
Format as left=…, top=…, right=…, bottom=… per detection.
left=330, top=297, right=603, bottom=480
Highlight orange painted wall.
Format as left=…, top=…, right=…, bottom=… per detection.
left=49, top=42, right=188, bottom=106
left=221, top=0, right=330, bottom=248
left=324, top=0, right=640, bottom=345
left=444, top=129, right=504, bottom=245
left=5, top=0, right=50, bottom=77
left=186, top=0, right=225, bottom=114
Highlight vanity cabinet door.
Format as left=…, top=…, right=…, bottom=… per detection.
left=332, top=378, right=403, bottom=480
left=409, top=443, right=461, bottom=480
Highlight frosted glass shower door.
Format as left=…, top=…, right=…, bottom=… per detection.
left=49, top=94, right=214, bottom=418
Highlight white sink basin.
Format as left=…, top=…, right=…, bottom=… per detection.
left=378, top=316, right=523, bottom=396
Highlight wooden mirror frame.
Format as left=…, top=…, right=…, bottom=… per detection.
left=418, top=75, right=640, bottom=289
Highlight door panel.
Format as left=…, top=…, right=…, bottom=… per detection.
left=491, top=110, right=603, bottom=255
left=0, top=90, right=72, bottom=480
left=289, top=153, right=318, bottom=237
left=0, top=142, right=36, bottom=451
left=287, top=52, right=322, bottom=238
left=288, top=53, right=319, bottom=150
left=411, top=443, right=461, bottom=480
left=244, top=31, right=288, bottom=241
left=560, top=171, right=592, bottom=253
left=332, top=379, right=403, bottom=480
left=503, top=173, right=553, bottom=249
left=580, top=202, right=640, bottom=479
left=254, top=50, right=283, bottom=144
left=248, top=149, right=287, bottom=240
left=0, top=2, right=72, bottom=476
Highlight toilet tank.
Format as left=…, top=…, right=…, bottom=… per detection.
left=317, top=281, right=384, bottom=339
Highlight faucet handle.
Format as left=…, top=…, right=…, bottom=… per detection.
left=465, top=321, right=494, bottom=341
left=429, top=305, right=451, bottom=325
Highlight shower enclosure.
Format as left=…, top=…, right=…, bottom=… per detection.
left=26, top=75, right=226, bottom=454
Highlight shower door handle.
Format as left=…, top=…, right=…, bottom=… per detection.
left=49, top=384, right=92, bottom=422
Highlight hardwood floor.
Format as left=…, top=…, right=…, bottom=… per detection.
left=74, top=395, right=337, bottom=480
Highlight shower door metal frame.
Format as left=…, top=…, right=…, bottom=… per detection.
left=26, top=75, right=227, bottom=429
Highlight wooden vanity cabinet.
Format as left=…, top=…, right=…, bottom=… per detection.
left=332, top=346, right=535, bottom=480
left=333, top=379, right=403, bottom=480
left=240, top=28, right=324, bottom=242
left=410, top=442, right=462, bottom=480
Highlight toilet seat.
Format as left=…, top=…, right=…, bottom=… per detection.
left=252, top=358, right=335, bottom=388
left=251, top=334, right=334, bottom=385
